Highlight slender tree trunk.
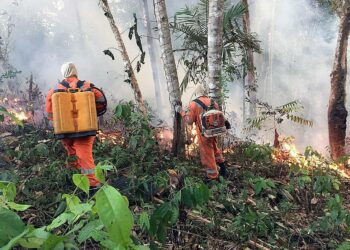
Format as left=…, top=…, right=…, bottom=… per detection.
left=154, top=0, right=185, bottom=156
left=208, top=0, right=225, bottom=103
left=140, top=0, right=163, bottom=115
left=100, top=0, right=147, bottom=114
left=242, top=0, right=257, bottom=118
left=328, top=9, right=350, bottom=159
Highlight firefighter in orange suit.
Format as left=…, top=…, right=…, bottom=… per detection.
left=177, top=85, right=228, bottom=180
left=45, top=62, right=104, bottom=188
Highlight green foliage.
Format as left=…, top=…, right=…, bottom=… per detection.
left=0, top=207, right=26, bottom=246
left=113, top=102, right=157, bottom=173
left=0, top=106, right=23, bottom=125
left=72, top=174, right=90, bottom=195
left=95, top=185, right=134, bottom=247
left=172, top=0, right=261, bottom=93
left=148, top=178, right=210, bottom=243
left=0, top=168, right=147, bottom=249
left=246, top=100, right=313, bottom=131
left=243, top=143, right=272, bottom=163
left=337, top=241, right=350, bottom=250
left=0, top=70, right=21, bottom=83
left=316, top=195, right=350, bottom=233
left=0, top=182, right=31, bottom=211
left=230, top=205, right=274, bottom=240
left=252, top=177, right=276, bottom=196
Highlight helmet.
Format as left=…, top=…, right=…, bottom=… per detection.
left=61, top=62, right=78, bottom=78
left=190, top=84, right=207, bottom=100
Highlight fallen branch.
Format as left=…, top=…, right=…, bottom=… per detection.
left=247, top=240, right=270, bottom=250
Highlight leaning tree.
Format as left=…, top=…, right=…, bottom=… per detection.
left=154, top=0, right=185, bottom=156
left=100, top=0, right=147, bottom=115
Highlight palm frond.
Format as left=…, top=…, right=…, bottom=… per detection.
left=245, top=116, right=268, bottom=131
left=286, top=114, right=313, bottom=127
left=277, top=101, right=303, bottom=114
left=223, top=2, right=246, bottom=28
left=180, top=70, right=190, bottom=94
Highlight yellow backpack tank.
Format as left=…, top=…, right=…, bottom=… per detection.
left=52, top=89, right=98, bottom=136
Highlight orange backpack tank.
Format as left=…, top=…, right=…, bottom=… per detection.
left=193, top=98, right=227, bottom=137
left=52, top=88, right=98, bottom=138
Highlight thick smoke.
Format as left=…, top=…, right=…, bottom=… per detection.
left=0, top=0, right=343, bottom=153
left=249, top=0, right=339, bottom=154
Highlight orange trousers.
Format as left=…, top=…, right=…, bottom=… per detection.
left=61, top=136, right=99, bottom=187
left=197, top=135, right=225, bottom=179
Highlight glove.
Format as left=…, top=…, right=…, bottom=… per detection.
left=225, top=120, right=231, bottom=129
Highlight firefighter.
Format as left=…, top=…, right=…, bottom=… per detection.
left=45, top=62, right=105, bottom=191
left=177, top=85, right=228, bottom=181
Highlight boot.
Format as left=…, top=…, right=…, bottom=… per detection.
left=218, top=162, right=228, bottom=178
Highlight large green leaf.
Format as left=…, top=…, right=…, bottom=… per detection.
left=4, top=182, right=16, bottom=202
left=47, top=212, right=75, bottom=231
left=17, top=227, right=50, bottom=249
left=95, top=185, right=133, bottom=247
left=1, top=227, right=29, bottom=250
left=40, top=234, right=65, bottom=250
left=77, top=220, right=105, bottom=243
left=72, top=174, right=89, bottom=194
left=0, top=207, right=26, bottom=247
left=7, top=201, right=31, bottom=211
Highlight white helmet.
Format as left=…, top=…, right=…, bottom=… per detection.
left=61, top=62, right=78, bottom=78
left=190, top=84, right=207, bottom=100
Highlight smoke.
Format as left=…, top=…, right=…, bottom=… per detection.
left=0, top=0, right=343, bottom=153
left=248, top=0, right=338, bottom=154
left=0, top=0, right=190, bottom=120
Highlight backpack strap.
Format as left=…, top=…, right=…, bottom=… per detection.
left=193, top=99, right=207, bottom=111
left=60, top=80, right=70, bottom=89
left=77, top=80, right=85, bottom=91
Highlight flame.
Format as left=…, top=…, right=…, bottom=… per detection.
left=96, top=131, right=123, bottom=145
left=14, top=111, right=29, bottom=121
left=272, top=136, right=301, bottom=163
left=273, top=135, right=350, bottom=179
left=186, top=125, right=198, bottom=156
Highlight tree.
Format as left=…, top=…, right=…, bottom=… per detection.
left=154, top=0, right=185, bottom=156
left=172, top=1, right=261, bottom=98
left=140, top=0, right=163, bottom=115
left=328, top=0, right=350, bottom=159
left=208, top=0, right=225, bottom=102
left=100, top=0, right=147, bottom=115
left=242, top=0, right=257, bottom=118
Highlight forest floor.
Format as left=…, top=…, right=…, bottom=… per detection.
left=1, top=123, right=350, bottom=250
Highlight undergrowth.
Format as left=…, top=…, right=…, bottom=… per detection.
left=1, top=103, right=350, bottom=249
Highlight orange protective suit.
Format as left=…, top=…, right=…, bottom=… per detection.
left=45, top=77, right=103, bottom=187
left=185, top=96, right=225, bottom=179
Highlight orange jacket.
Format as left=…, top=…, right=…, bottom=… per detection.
left=186, top=96, right=219, bottom=127
left=45, top=77, right=103, bottom=120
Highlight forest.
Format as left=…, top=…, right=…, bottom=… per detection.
left=1, top=0, right=350, bottom=249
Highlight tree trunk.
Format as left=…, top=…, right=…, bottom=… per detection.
left=242, top=0, right=257, bottom=118
left=328, top=9, right=350, bottom=159
left=208, top=0, right=225, bottom=103
left=140, top=0, right=163, bottom=115
left=154, top=0, right=185, bottom=156
left=100, top=0, right=147, bottom=115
